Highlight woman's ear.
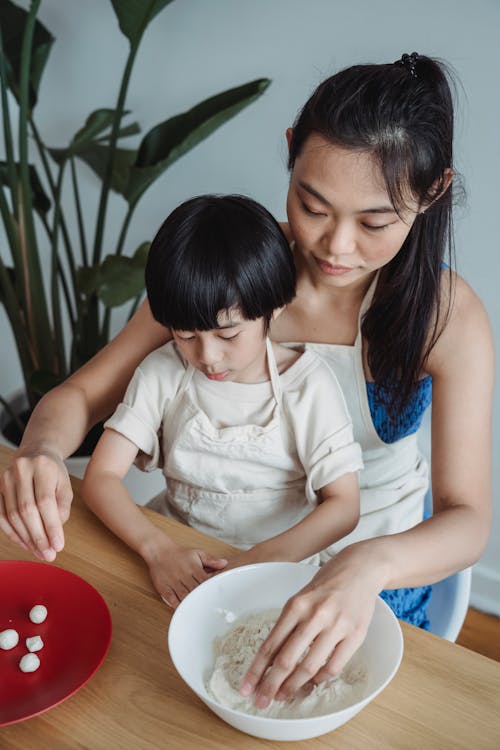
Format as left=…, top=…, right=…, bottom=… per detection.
left=285, top=127, right=293, bottom=152
left=272, top=306, right=286, bottom=321
left=422, top=168, right=454, bottom=212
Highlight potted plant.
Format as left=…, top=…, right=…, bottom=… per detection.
left=0, top=0, right=271, bottom=456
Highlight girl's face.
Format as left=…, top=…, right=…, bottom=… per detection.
left=286, top=132, right=420, bottom=289
left=172, top=309, right=268, bottom=384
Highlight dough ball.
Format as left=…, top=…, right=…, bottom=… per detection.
left=29, top=605, right=48, bottom=624
left=26, top=635, right=44, bottom=652
left=19, top=653, right=40, bottom=673
left=0, top=629, right=19, bottom=650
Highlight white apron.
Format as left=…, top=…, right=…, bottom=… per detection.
left=148, top=339, right=315, bottom=551
left=301, top=275, right=429, bottom=563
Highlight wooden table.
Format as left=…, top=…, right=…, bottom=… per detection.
left=1, top=444, right=499, bottom=749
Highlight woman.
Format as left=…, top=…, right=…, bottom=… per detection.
left=0, top=53, right=493, bottom=703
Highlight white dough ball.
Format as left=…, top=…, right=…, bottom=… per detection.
left=29, top=605, right=48, bottom=624
left=0, top=629, right=19, bottom=650
left=19, top=653, right=40, bottom=672
left=26, top=635, right=44, bottom=652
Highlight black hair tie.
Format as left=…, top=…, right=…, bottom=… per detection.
left=395, top=51, right=419, bottom=78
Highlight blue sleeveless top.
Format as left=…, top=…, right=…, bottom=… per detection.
left=366, top=376, right=432, bottom=443
left=367, top=375, right=434, bottom=628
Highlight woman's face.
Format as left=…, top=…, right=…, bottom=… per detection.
left=286, top=132, right=420, bottom=289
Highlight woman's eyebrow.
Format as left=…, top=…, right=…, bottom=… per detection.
left=357, top=206, right=397, bottom=215
left=298, top=180, right=396, bottom=215
left=298, top=181, right=331, bottom=206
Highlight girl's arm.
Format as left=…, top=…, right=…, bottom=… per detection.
left=82, top=428, right=227, bottom=607
left=225, top=472, right=359, bottom=568
left=0, top=300, right=171, bottom=561
left=240, top=275, right=493, bottom=707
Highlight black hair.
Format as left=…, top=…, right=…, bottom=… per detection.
left=145, top=194, right=296, bottom=333
left=288, top=54, right=458, bottom=418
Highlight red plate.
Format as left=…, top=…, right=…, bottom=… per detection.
left=0, top=560, right=112, bottom=725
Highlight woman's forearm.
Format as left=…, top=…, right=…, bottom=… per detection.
left=18, top=382, right=94, bottom=461
left=18, top=300, right=171, bottom=462
left=352, top=501, right=491, bottom=592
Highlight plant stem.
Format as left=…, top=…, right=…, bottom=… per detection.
left=0, top=251, right=35, bottom=383
left=92, top=42, right=140, bottom=266
left=30, top=118, right=79, bottom=286
left=18, top=0, right=55, bottom=384
left=56, top=256, right=76, bottom=330
left=0, top=27, right=18, bottom=217
left=0, top=394, right=27, bottom=437
left=100, top=199, right=140, bottom=341
left=70, top=156, right=89, bottom=266
left=114, top=200, right=137, bottom=257
left=50, top=163, right=68, bottom=378
left=0, top=184, right=21, bottom=273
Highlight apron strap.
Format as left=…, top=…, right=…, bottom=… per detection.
left=160, top=348, right=195, bottom=425
left=266, top=336, right=283, bottom=408
left=178, top=361, right=195, bottom=393
left=354, top=270, right=379, bottom=353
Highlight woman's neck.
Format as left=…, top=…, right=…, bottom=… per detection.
left=271, top=267, right=377, bottom=346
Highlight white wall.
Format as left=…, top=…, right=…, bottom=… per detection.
left=1, top=0, right=498, bottom=613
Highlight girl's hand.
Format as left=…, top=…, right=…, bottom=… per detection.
left=239, top=544, right=383, bottom=707
left=0, top=451, right=73, bottom=562
left=148, top=543, right=228, bottom=608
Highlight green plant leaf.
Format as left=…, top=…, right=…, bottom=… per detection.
left=97, top=121, right=141, bottom=141
left=97, top=256, right=145, bottom=307
left=77, top=241, right=149, bottom=307
left=0, top=0, right=54, bottom=109
left=47, top=109, right=140, bottom=166
left=0, top=161, right=50, bottom=215
left=124, top=78, right=271, bottom=206
left=75, top=144, right=137, bottom=196
left=110, top=0, right=174, bottom=47
left=71, top=108, right=140, bottom=147
left=76, top=265, right=100, bottom=296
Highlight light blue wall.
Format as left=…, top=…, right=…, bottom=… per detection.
left=1, top=0, right=498, bottom=611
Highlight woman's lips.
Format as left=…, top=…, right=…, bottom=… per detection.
left=315, top=257, right=354, bottom=275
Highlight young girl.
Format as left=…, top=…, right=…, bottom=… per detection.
left=82, top=195, right=362, bottom=607
left=1, top=54, right=492, bottom=697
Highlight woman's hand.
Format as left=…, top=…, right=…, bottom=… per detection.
left=239, top=544, right=384, bottom=707
left=0, top=451, right=73, bottom=561
left=147, top=541, right=228, bottom=608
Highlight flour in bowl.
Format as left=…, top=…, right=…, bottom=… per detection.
left=206, top=609, right=367, bottom=718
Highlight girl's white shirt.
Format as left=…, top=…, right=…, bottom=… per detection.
left=105, top=338, right=363, bottom=552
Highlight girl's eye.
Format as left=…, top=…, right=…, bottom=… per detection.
left=220, top=332, right=240, bottom=341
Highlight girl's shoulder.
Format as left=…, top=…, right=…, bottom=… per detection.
left=136, top=340, right=186, bottom=383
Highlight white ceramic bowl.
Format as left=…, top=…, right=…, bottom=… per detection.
left=168, top=562, right=403, bottom=741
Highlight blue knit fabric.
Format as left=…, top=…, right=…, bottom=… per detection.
left=379, top=504, right=433, bottom=629
left=379, top=585, right=432, bottom=629
left=366, top=376, right=432, bottom=443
